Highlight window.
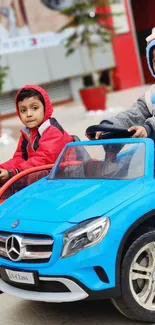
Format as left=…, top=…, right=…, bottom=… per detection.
left=50, top=142, right=145, bottom=180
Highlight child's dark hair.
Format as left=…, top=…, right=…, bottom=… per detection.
left=16, top=88, right=45, bottom=107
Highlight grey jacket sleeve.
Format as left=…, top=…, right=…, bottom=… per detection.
left=100, top=95, right=155, bottom=139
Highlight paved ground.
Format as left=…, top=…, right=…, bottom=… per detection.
left=0, top=85, right=151, bottom=325
left=0, top=294, right=147, bottom=325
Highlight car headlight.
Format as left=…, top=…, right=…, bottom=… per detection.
left=61, top=217, right=110, bottom=258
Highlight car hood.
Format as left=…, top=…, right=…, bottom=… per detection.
left=0, top=178, right=144, bottom=223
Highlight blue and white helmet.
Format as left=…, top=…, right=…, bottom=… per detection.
left=146, top=28, right=155, bottom=78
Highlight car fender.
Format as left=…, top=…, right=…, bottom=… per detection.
left=115, top=209, right=155, bottom=285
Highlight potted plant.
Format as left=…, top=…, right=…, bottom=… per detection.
left=0, top=56, right=8, bottom=137
left=59, top=0, right=121, bottom=111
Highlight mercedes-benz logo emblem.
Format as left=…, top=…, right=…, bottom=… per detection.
left=6, top=235, right=25, bottom=262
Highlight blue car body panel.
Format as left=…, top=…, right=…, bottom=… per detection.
left=0, top=178, right=144, bottom=223
left=0, top=138, right=154, bottom=301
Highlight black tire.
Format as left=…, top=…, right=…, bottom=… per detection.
left=112, top=230, right=155, bottom=322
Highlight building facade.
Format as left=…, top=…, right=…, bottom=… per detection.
left=0, top=0, right=153, bottom=115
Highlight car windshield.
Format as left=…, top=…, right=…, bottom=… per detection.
left=49, top=142, right=145, bottom=180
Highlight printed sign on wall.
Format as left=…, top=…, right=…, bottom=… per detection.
left=0, top=29, right=72, bottom=54
left=0, top=0, right=129, bottom=54
left=0, top=0, right=72, bottom=40
left=41, top=0, right=74, bottom=11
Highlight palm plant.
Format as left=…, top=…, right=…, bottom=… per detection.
left=60, top=0, right=122, bottom=87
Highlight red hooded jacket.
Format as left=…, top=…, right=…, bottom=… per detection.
left=0, top=85, right=73, bottom=175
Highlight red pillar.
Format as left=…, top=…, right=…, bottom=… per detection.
left=111, top=0, right=142, bottom=90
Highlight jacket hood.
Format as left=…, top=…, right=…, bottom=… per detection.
left=146, top=28, right=155, bottom=77
left=15, top=84, right=53, bottom=123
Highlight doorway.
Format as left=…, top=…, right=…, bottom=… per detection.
left=130, top=0, right=155, bottom=84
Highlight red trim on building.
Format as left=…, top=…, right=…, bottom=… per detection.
left=111, top=0, right=142, bottom=90
left=96, top=0, right=142, bottom=90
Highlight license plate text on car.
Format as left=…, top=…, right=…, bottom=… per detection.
left=5, top=269, right=35, bottom=284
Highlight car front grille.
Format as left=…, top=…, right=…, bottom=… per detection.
left=0, top=232, right=53, bottom=263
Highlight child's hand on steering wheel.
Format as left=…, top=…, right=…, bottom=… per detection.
left=0, top=168, right=10, bottom=185
left=86, top=131, right=104, bottom=140
left=128, top=126, right=148, bottom=138
left=95, top=132, right=104, bottom=139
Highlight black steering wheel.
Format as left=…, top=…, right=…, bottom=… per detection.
left=86, top=124, right=135, bottom=139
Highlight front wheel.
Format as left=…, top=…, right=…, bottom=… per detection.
left=112, top=230, right=155, bottom=322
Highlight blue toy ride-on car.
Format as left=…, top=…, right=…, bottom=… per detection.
left=0, top=124, right=155, bottom=322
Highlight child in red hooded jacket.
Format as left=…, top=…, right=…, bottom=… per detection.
left=0, top=85, right=73, bottom=185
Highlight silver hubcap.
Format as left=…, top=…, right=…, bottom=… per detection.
left=129, top=242, right=155, bottom=310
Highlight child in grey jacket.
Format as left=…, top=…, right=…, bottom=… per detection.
left=88, top=28, right=155, bottom=140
